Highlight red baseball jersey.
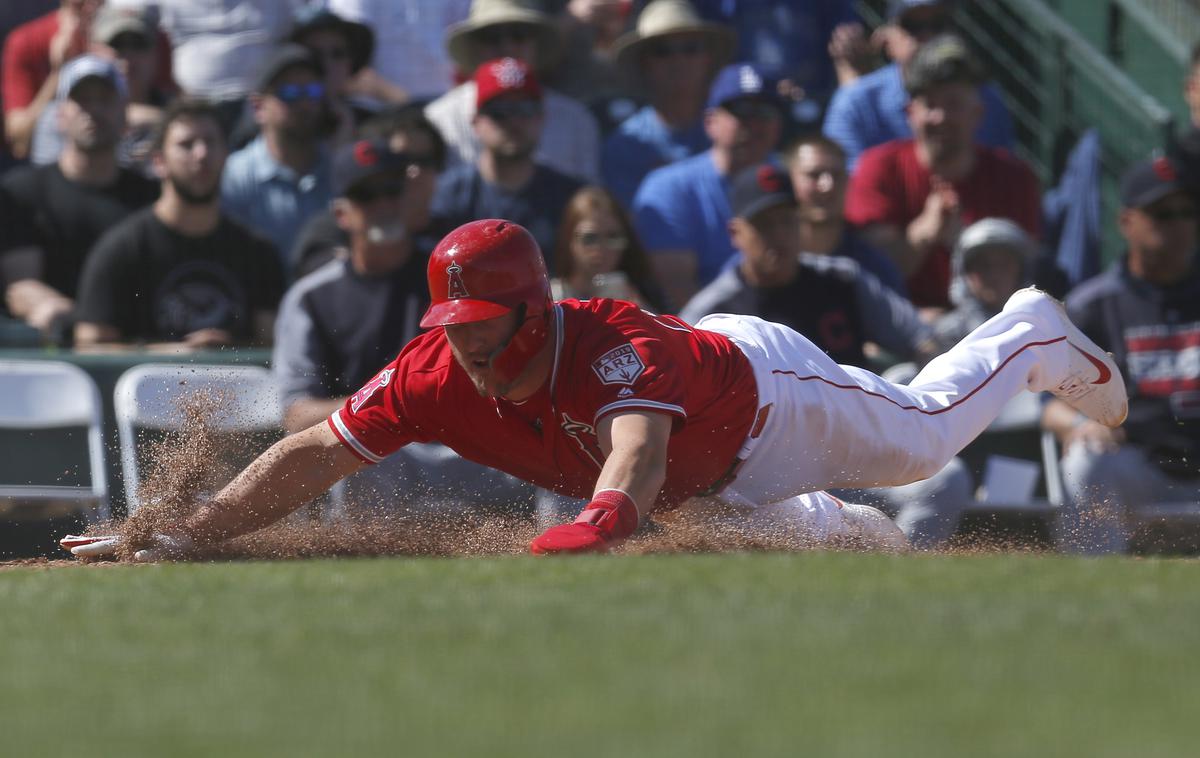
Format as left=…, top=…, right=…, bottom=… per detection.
left=328, top=298, right=759, bottom=506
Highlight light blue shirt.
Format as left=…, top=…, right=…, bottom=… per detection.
left=633, top=151, right=736, bottom=290
left=602, top=105, right=711, bottom=210
left=822, top=62, right=1014, bottom=170
left=220, top=135, right=332, bottom=263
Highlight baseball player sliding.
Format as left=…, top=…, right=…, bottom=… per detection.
left=65, top=218, right=1127, bottom=560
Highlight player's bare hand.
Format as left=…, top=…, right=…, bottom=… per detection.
left=48, top=9, right=91, bottom=70
left=60, top=532, right=195, bottom=562
left=908, top=180, right=962, bottom=252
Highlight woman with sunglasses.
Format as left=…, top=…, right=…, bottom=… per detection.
left=550, top=186, right=666, bottom=311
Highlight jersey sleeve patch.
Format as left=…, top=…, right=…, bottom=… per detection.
left=591, top=343, right=645, bottom=385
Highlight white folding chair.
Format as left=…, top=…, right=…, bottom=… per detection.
left=0, top=360, right=109, bottom=520
left=113, top=364, right=281, bottom=513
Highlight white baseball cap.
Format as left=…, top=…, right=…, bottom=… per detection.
left=56, top=54, right=129, bottom=101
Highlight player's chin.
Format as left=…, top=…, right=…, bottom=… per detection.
left=467, top=366, right=507, bottom=398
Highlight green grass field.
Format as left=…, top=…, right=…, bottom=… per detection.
left=2, top=552, right=1196, bottom=757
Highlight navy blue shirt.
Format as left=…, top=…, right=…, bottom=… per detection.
left=1067, top=259, right=1200, bottom=471
left=273, top=248, right=431, bottom=407
left=430, top=163, right=583, bottom=270
left=679, top=252, right=931, bottom=367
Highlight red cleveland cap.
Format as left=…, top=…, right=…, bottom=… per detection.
left=475, top=57, right=542, bottom=110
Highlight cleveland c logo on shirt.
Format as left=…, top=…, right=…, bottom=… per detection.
left=592, top=343, right=645, bottom=385
left=446, top=262, right=469, bottom=299
left=350, top=368, right=395, bottom=413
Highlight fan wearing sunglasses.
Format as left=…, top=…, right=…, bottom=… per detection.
left=550, top=186, right=665, bottom=311
left=822, top=0, right=1014, bottom=171
left=221, top=44, right=334, bottom=258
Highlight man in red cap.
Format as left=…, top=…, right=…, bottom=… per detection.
left=430, top=57, right=582, bottom=259
left=66, top=218, right=1127, bottom=560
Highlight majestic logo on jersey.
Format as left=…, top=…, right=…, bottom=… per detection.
left=446, top=261, right=469, bottom=299
left=560, top=413, right=603, bottom=468
left=592, top=343, right=645, bottom=385
left=350, top=368, right=395, bottom=413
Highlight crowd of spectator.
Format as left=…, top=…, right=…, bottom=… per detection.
left=2, top=0, right=1199, bottom=554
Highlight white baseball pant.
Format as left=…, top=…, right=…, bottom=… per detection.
left=697, top=290, right=1074, bottom=538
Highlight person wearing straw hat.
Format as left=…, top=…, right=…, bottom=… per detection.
left=327, top=0, right=470, bottom=101
left=600, top=0, right=734, bottom=209
left=424, top=0, right=601, bottom=182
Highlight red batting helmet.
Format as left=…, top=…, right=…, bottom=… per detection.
left=421, top=219, right=553, bottom=384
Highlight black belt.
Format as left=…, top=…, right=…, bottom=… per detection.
left=696, top=456, right=746, bottom=497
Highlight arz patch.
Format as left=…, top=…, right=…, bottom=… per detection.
left=592, top=343, right=645, bottom=385
left=350, top=368, right=396, bottom=413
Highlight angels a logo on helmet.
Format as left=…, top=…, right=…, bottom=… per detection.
left=446, top=261, right=469, bottom=299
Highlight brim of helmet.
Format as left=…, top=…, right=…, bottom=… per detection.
left=419, top=298, right=514, bottom=329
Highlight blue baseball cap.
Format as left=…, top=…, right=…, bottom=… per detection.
left=1120, top=156, right=1188, bottom=209
left=706, top=62, right=779, bottom=110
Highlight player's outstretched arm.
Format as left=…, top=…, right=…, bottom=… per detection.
left=531, top=410, right=671, bottom=555
left=66, top=422, right=369, bottom=560
left=184, top=421, right=369, bottom=545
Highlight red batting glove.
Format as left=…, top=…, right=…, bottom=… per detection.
left=530, top=489, right=640, bottom=555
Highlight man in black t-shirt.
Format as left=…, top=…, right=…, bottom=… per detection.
left=1044, top=158, right=1200, bottom=554
left=74, top=99, right=283, bottom=347
left=1, top=55, right=158, bottom=343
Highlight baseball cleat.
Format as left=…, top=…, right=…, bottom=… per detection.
left=1006, top=287, right=1128, bottom=427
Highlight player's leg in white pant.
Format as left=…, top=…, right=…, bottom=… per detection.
left=835, top=457, right=974, bottom=549
left=698, top=289, right=1126, bottom=505
left=719, top=489, right=910, bottom=552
